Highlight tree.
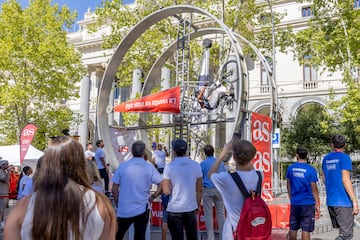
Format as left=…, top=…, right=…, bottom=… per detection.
left=0, top=0, right=85, bottom=148
left=293, top=0, right=360, bottom=140
left=281, top=104, right=334, bottom=163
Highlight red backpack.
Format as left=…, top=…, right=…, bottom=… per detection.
left=230, top=171, right=272, bottom=240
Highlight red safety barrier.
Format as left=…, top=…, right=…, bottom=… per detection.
left=150, top=201, right=163, bottom=226
left=151, top=201, right=219, bottom=230
left=268, top=203, right=290, bottom=229
left=152, top=200, right=290, bottom=229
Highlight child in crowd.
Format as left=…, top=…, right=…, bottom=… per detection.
left=208, top=138, right=260, bottom=240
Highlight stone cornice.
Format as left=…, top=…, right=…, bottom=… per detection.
left=72, top=37, right=104, bottom=50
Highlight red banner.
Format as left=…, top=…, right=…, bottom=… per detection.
left=251, top=112, right=273, bottom=200
left=114, top=86, right=180, bottom=113
left=20, top=123, right=38, bottom=165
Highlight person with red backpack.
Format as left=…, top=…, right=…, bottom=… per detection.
left=208, top=138, right=272, bottom=240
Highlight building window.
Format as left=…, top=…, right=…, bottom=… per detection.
left=302, top=6, right=313, bottom=17
left=303, top=65, right=317, bottom=81
left=352, top=66, right=360, bottom=81
left=303, top=64, right=317, bottom=89
left=261, top=57, right=273, bottom=85
left=302, top=55, right=317, bottom=88
left=261, top=64, right=269, bottom=86
left=355, top=0, right=360, bottom=9
left=114, top=87, right=120, bottom=99
left=260, top=57, right=272, bottom=93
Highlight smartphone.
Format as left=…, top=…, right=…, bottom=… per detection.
left=232, top=132, right=242, bottom=141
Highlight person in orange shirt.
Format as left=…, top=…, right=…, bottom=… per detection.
left=8, top=165, right=20, bottom=200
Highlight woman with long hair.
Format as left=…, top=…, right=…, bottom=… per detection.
left=4, top=136, right=116, bottom=240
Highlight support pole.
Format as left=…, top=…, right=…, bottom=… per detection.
left=79, top=74, right=90, bottom=149
left=266, top=0, right=279, bottom=194
left=161, top=67, right=171, bottom=149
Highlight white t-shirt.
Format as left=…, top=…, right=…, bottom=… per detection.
left=85, top=150, right=95, bottom=160
left=211, top=170, right=262, bottom=240
left=20, top=189, right=104, bottom=240
left=207, top=85, right=227, bottom=109
left=163, top=157, right=202, bottom=213
left=112, top=157, right=162, bottom=217
left=153, top=150, right=166, bottom=168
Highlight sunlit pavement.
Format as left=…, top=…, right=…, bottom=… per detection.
left=1, top=199, right=360, bottom=240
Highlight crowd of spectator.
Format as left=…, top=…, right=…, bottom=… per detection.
left=1, top=133, right=359, bottom=240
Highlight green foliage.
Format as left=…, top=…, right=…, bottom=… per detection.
left=0, top=0, right=85, bottom=149
left=294, top=0, right=360, bottom=72
left=93, top=0, right=292, bottom=86
left=293, top=0, right=360, bottom=140
left=281, top=104, right=334, bottom=163
left=328, top=78, right=360, bottom=151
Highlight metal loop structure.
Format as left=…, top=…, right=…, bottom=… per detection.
left=97, top=5, right=277, bottom=169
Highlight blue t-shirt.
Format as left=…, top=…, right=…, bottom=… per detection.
left=95, top=148, right=105, bottom=169
left=322, top=151, right=352, bottom=207
left=200, top=156, right=226, bottom=188
left=112, top=157, right=162, bottom=217
left=286, top=162, right=318, bottom=205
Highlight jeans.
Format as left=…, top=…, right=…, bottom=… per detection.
left=202, top=188, right=225, bottom=240
left=168, top=211, right=198, bottom=240
left=0, top=197, right=8, bottom=221
left=99, top=168, right=109, bottom=192
left=116, top=209, right=149, bottom=240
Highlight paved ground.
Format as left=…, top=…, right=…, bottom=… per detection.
left=1, top=199, right=360, bottom=240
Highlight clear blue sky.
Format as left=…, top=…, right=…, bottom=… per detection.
left=0, top=0, right=135, bottom=30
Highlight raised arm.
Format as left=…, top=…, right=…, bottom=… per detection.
left=208, top=142, right=232, bottom=178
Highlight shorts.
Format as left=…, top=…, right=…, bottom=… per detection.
left=290, top=204, right=315, bottom=232
left=163, top=209, right=168, bottom=223
left=328, top=206, right=354, bottom=239
left=161, top=194, right=169, bottom=223
left=161, top=194, right=169, bottom=209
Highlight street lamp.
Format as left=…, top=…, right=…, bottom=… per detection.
left=265, top=0, right=280, bottom=194
left=266, top=0, right=276, bottom=92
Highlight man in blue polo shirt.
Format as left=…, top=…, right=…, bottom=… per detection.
left=94, top=139, right=109, bottom=193
left=200, top=144, right=226, bottom=240
left=286, top=146, right=319, bottom=240
left=322, top=134, right=359, bottom=240
left=112, top=140, right=163, bottom=240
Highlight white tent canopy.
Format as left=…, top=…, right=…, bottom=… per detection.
left=0, top=145, right=43, bottom=169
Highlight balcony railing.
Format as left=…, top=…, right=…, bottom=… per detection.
left=260, top=85, right=270, bottom=93
left=303, top=81, right=318, bottom=89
